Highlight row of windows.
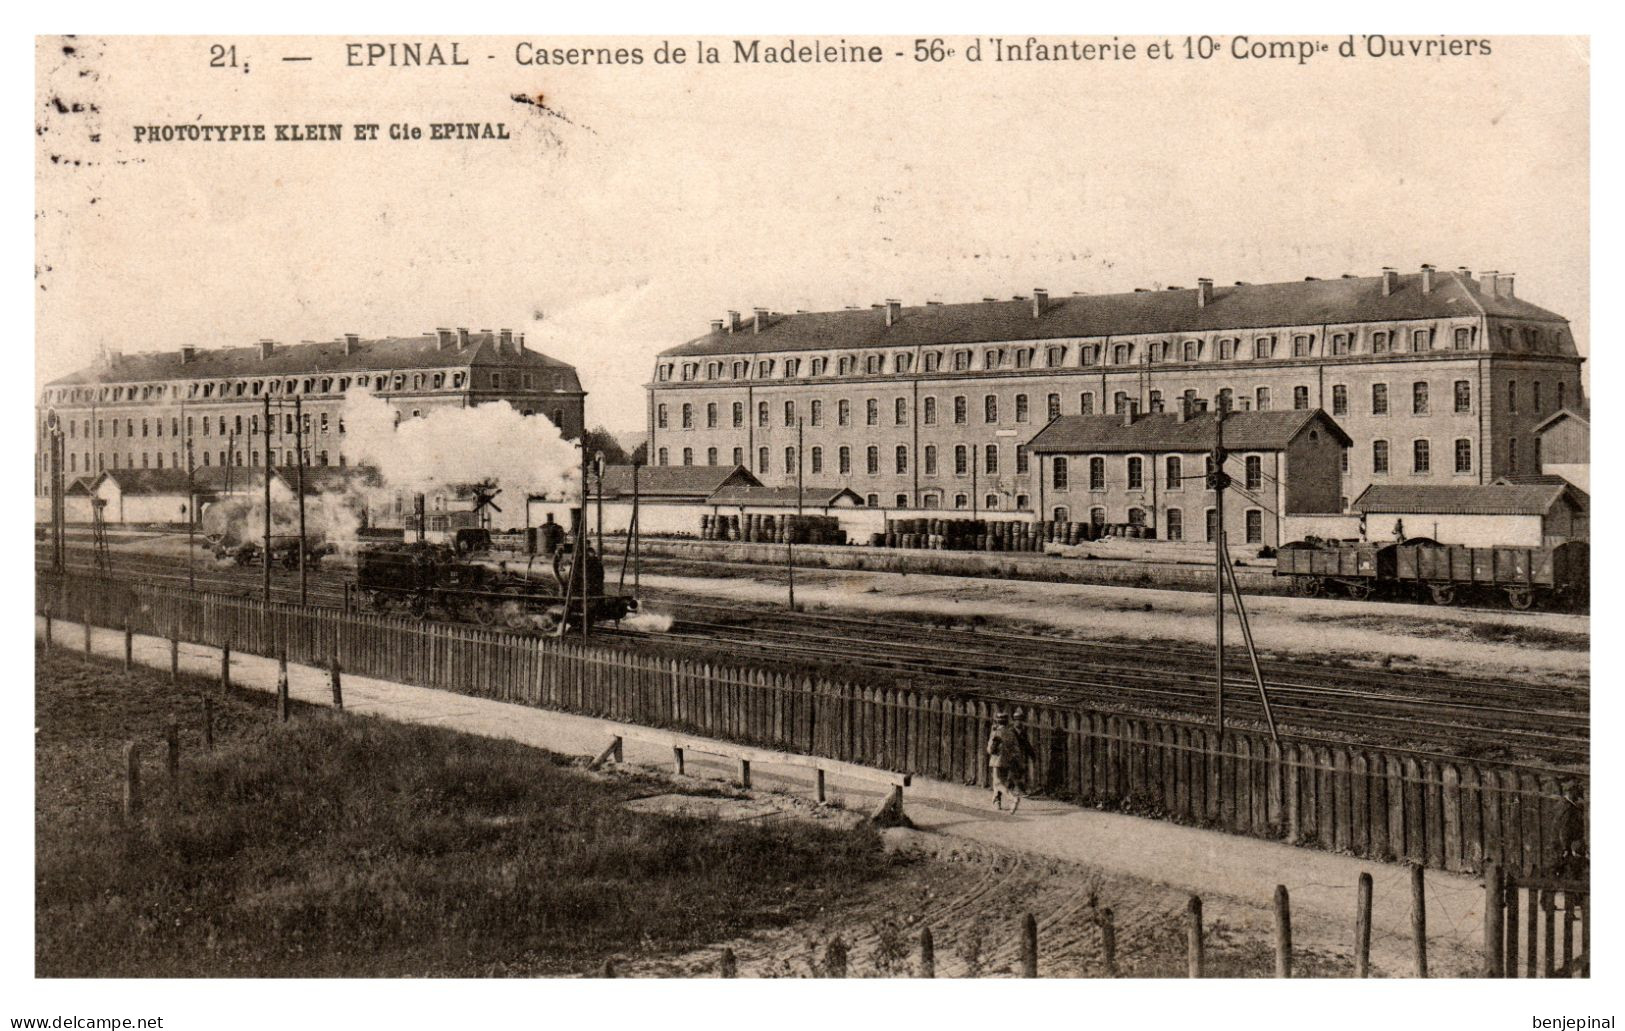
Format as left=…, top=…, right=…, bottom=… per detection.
left=656, top=323, right=1565, bottom=383
left=46, top=412, right=348, bottom=441
left=654, top=442, right=1037, bottom=477
left=37, top=369, right=535, bottom=407
left=50, top=448, right=346, bottom=474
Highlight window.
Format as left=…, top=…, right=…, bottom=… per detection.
left=1534, top=435, right=1542, bottom=468
left=758, top=446, right=769, bottom=472
left=1372, top=383, right=1389, bottom=415
left=784, top=359, right=801, bottom=378
left=954, top=445, right=968, bottom=475
left=1015, top=445, right=1029, bottom=474
left=1454, top=327, right=1472, bottom=351
left=867, top=494, right=880, bottom=508
left=732, top=402, right=744, bottom=428
left=1558, top=382, right=1567, bottom=409
left=923, top=397, right=936, bottom=425
left=839, top=446, right=852, bottom=475
left=707, top=447, right=718, bottom=466
left=1127, top=456, right=1143, bottom=490
left=732, top=447, right=743, bottom=466
left=810, top=447, right=823, bottom=473
left=1331, top=333, right=1351, bottom=356
left=923, top=352, right=941, bottom=373
left=1047, top=394, right=1061, bottom=420
left=895, top=397, right=907, bottom=425
left=1244, top=455, right=1262, bottom=491
left=1184, top=340, right=1201, bottom=362
left=1533, top=382, right=1543, bottom=413
left=1245, top=510, right=1262, bottom=544
left=838, top=356, right=855, bottom=376
left=1454, top=439, right=1472, bottom=473
left=1295, top=335, right=1315, bottom=357
left=706, top=402, right=718, bottom=428
left=1080, top=345, right=1099, bottom=367
left=924, top=445, right=937, bottom=475
left=866, top=398, right=879, bottom=426
left=1373, top=440, right=1389, bottom=474
left=1412, top=382, right=1429, bottom=415
left=1166, top=456, right=1183, bottom=489
left=1216, top=388, right=1233, bottom=413
left=1015, top=394, right=1029, bottom=423
left=1088, top=456, right=1105, bottom=491
left=1293, top=386, right=1309, bottom=410
left=1166, top=508, right=1184, bottom=541
left=784, top=400, right=795, bottom=426
left=1052, top=457, right=1068, bottom=490
left=657, top=447, right=669, bottom=466
left=1047, top=346, right=1067, bottom=367
left=1114, top=392, right=1130, bottom=415
left=1507, top=437, right=1518, bottom=473
left=1253, top=336, right=1274, bottom=359
left=984, top=395, right=998, bottom=423
left=955, top=494, right=969, bottom=510
left=896, top=446, right=908, bottom=474
left=1371, top=331, right=1390, bottom=355
left=865, top=444, right=879, bottom=473
left=1148, top=390, right=1164, bottom=413
left=1090, top=507, right=1107, bottom=528
left=953, top=397, right=967, bottom=424
left=1452, top=380, right=1471, bottom=414
left=895, top=354, right=913, bottom=374
left=681, top=403, right=693, bottom=429
left=1331, top=385, right=1347, bottom=416
left=1341, top=449, right=1349, bottom=473
left=1113, top=344, right=1131, bottom=365
left=758, top=401, right=769, bottom=427
left=1016, top=494, right=1030, bottom=510
left=785, top=447, right=796, bottom=473
left=953, top=350, right=971, bottom=372
left=1413, top=439, right=1430, bottom=474
left=1219, top=338, right=1237, bottom=360
left=808, top=399, right=822, bottom=427
left=984, top=444, right=998, bottom=474
left=897, top=493, right=912, bottom=508
left=1080, top=392, right=1094, bottom=415
left=811, top=357, right=828, bottom=377
left=1507, top=380, right=1518, bottom=414
left=1411, top=329, right=1430, bottom=352
left=838, top=399, right=851, bottom=426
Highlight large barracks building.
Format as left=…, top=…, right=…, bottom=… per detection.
left=648, top=266, right=1583, bottom=523
left=35, top=327, right=584, bottom=496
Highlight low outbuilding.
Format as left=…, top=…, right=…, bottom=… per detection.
left=1350, top=482, right=1587, bottom=547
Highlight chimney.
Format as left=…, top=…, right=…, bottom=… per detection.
left=710, top=319, right=724, bottom=332
left=753, top=307, right=768, bottom=333
left=516, top=332, right=526, bottom=354
left=258, top=339, right=275, bottom=360
left=1480, top=271, right=1499, bottom=298
left=885, top=299, right=902, bottom=326
left=457, top=327, right=470, bottom=349
left=1420, top=264, right=1435, bottom=294
left=727, top=310, right=741, bottom=333
left=1197, top=278, right=1213, bottom=308
left=180, top=346, right=196, bottom=364
left=498, top=328, right=512, bottom=352
left=343, top=333, right=359, bottom=355
left=1121, top=401, right=1138, bottom=427
left=1032, top=288, right=1048, bottom=318
left=435, top=328, right=453, bottom=350
left=1177, top=398, right=1191, bottom=423
left=1381, top=267, right=1398, bottom=296
left=1501, top=273, right=1515, bottom=297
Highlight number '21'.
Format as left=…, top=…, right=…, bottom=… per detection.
left=209, top=44, right=238, bottom=68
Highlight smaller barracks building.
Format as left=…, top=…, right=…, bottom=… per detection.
left=1024, top=407, right=1351, bottom=548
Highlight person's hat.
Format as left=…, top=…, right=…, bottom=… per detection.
left=993, top=706, right=1010, bottom=722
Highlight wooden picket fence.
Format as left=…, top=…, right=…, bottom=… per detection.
left=37, top=570, right=1584, bottom=877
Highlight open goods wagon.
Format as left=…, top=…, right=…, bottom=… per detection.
left=1276, top=540, right=1587, bottom=609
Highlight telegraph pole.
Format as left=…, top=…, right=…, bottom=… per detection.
left=787, top=418, right=802, bottom=610
left=1210, top=401, right=1229, bottom=739
left=186, top=439, right=196, bottom=590
left=579, top=441, right=590, bottom=639
left=294, top=396, right=308, bottom=605
left=262, top=394, right=272, bottom=603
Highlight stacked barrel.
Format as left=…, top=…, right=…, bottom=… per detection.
left=700, top=513, right=845, bottom=545
left=868, top=518, right=1113, bottom=552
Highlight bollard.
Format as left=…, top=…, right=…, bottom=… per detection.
left=277, top=652, right=290, bottom=723
left=719, top=947, right=737, bottom=979
left=1411, top=863, right=1428, bottom=978
left=44, top=605, right=53, bottom=649
left=220, top=639, right=231, bottom=693
left=123, top=621, right=133, bottom=671
left=123, top=741, right=141, bottom=822
left=166, top=723, right=179, bottom=783
left=816, top=768, right=826, bottom=804
left=672, top=746, right=685, bottom=776
left=918, top=927, right=934, bottom=978
left=1186, top=895, right=1205, bottom=978
left=1020, top=912, right=1038, bottom=978
left=823, top=937, right=847, bottom=978
left=1100, top=908, right=1117, bottom=977
left=84, top=619, right=92, bottom=656
left=738, top=758, right=751, bottom=789
left=1482, top=863, right=1503, bottom=978
left=1273, top=885, right=1293, bottom=978
left=600, top=959, right=616, bottom=978
left=202, top=695, right=215, bottom=751
left=169, top=627, right=179, bottom=684
left=1356, top=872, right=1374, bottom=978
left=329, top=652, right=343, bottom=710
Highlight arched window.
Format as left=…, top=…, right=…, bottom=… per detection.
left=1293, top=386, right=1309, bottom=410
left=1127, top=507, right=1146, bottom=527
left=681, top=403, right=693, bottom=429
left=1127, top=456, right=1143, bottom=490
left=895, top=445, right=908, bottom=474
left=1015, top=394, right=1029, bottom=423
left=866, top=446, right=879, bottom=475
left=682, top=448, right=694, bottom=466
left=1088, top=456, right=1105, bottom=491
left=866, top=398, right=879, bottom=426
left=757, top=401, right=769, bottom=427
left=785, top=447, right=795, bottom=473
left=758, top=446, right=769, bottom=472
left=810, top=447, right=823, bottom=474
left=955, top=445, right=968, bottom=475
left=895, top=397, right=907, bottom=425
left=1052, top=457, right=1068, bottom=490
left=985, top=494, right=999, bottom=510
left=923, top=397, right=937, bottom=425
left=810, top=400, right=822, bottom=426
left=1166, top=508, right=1184, bottom=541
left=984, top=395, right=998, bottom=423
left=1053, top=506, right=1069, bottom=522
left=924, top=445, right=937, bottom=474
left=1166, top=456, right=1182, bottom=489
left=1413, top=439, right=1431, bottom=474
left=784, top=400, right=796, bottom=426
left=839, top=446, right=852, bottom=474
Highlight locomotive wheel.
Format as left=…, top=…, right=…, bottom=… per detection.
left=468, top=599, right=496, bottom=626
left=1428, top=584, right=1457, bottom=606
left=1293, top=576, right=1323, bottom=598
left=1506, top=587, right=1534, bottom=611
left=1345, top=582, right=1373, bottom=602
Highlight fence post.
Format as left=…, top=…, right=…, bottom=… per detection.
left=329, top=652, right=343, bottom=710
left=220, top=639, right=231, bottom=693
left=123, top=741, right=141, bottom=822
left=1355, top=872, right=1373, bottom=978
left=277, top=651, right=290, bottom=722
left=166, top=723, right=179, bottom=783
left=823, top=937, right=847, bottom=978
left=738, top=758, right=751, bottom=789
left=720, top=948, right=737, bottom=979
left=1273, top=884, right=1292, bottom=978
left=1483, top=863, right=1503, bottom=978
left=1411, top=863, right=1428, bottom=978
left=673, top=746, right=685, bottom=775
left=123, top=620, right=133, bottom=671
left=169, top=626, right=179, bottom=684
left=44, top=605, right=52, bottom=649
left=816, top=768, right=826, bottom=803
left=1186, top=895, right=1205, bottom=978
left=202, top=695, right=215, bottom=751
left=1100, top=908, right=1117, bottom=977
left=918, top=927, right=934, bottom=978
left=1542, top=890, right=1556, bottom=979
left=84, top=619, right=92, bottom=656
left=1020, top=912, right=1038, bottom=978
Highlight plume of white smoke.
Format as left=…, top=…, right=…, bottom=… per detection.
left=200, top=476, right=364, bottom=545
left=339, top=388, right=581, bottom=502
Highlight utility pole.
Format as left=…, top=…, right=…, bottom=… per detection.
left=262, top=394, right=272, bottom=604
left=579, top=441, right=590, bottom=639
left=47, top=414, right=64, bottom=572
left=632, top=460, right=641, bottom=594
left=594, top=450, right=604, bottom=559
left=186, top=439, right=196, bottom=590
left=294, top=396, right=308, bottom=605
left=1210, top=402, right=1229, bottom=739
left=787, top=418, right=802, bottom=610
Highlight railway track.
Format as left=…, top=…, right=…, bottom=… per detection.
left=39, top=542, right=1588, bottom=769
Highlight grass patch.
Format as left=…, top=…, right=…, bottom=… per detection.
left=36, top=650, right=890, bottom=977
left=1298, top=613, right=1589, bottom=652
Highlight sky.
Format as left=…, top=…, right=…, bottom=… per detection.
left=35, top=35, right=1588, bottom=432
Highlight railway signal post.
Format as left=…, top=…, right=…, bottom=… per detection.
left=1209, top=403, right=1230, bottom=740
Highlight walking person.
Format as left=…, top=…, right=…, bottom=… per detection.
left=987, top=708, right=1036, bottom=812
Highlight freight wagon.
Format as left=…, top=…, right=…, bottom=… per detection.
left=1275, top=540, right=1587, bottom=609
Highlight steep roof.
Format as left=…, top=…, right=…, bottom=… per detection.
left=46, top=331, right=582, bottom=393
left=95, top=468, right=194, bottom=495
left=594, top=464, right=760, bottom=500
left=706, top=485, right=863, bottom=507
left=1025, top=409, right=1351, bottom=454
left=1533, top=406, right=1589, bottom=435
left=660, top=271, right=1567, bottom=358
left=1351, top=483, right=1583, bottom=517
